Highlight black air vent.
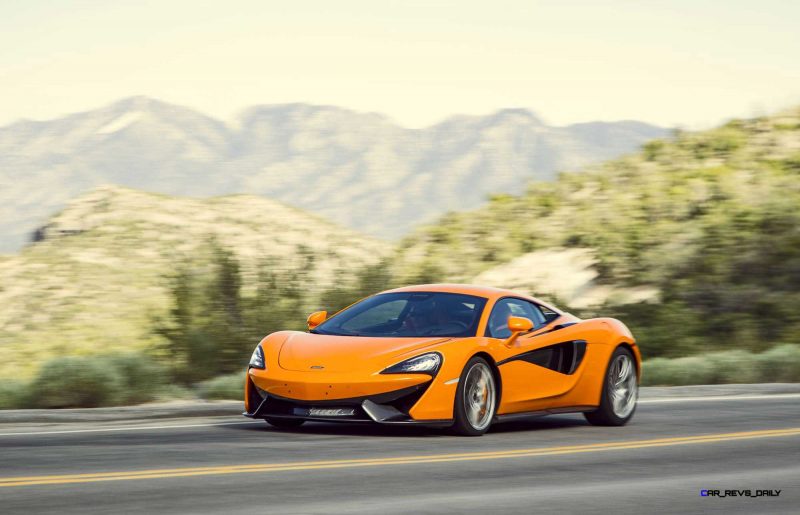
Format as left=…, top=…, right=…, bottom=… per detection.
left=498, top=340, right=587, bottom=375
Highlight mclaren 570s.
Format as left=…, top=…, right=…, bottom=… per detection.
left=244, top=284, right=640, bottom=435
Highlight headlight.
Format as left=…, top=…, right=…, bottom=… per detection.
left=381, top=352, right=442, bottom=375
left=249, top=344, right=265, bottom=369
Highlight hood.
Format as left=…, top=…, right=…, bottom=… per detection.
left=277, top=332, right=451, bottom=372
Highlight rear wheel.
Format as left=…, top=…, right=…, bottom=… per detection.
left=265, top=417, right=305, bottom=429
left=584, top=346, right=638, bottom=426
left=451, top=357, right=497, bottom=436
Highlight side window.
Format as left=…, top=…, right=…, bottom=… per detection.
left=486, top=298, right=544, bottom=339
left=539, top=304, right=561, bottom=323
left=525, top=301, right=547, bottom=327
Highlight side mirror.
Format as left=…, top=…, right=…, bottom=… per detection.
left=504, top=316, right=533, bottom=347
left=307, top=311, right=327, bottom=330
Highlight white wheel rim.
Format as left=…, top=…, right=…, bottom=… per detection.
left=463, top=363, right=496, bottom=431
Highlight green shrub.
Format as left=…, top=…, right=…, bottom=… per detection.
left=643, top=345, right=800, bottom=385
left=757, top=344, right=800, bottom=382
left=25, top=353, right=167, bottom=408
left=0, top=380, right=28, bottom=409
left=102, top=353, right=167, bottom=404
left=708, top=128, right=744, bottom=155
left=706, top=350, right=761, bottom=384
left=643, top=140, right=665, bottom=161
left=149, top=383, right=194, bottom=403
left=642, top=356, right=716, bottom=386
left=197, top=372, right=244, bottom=400
left=28, top=356, right=124, bottom=408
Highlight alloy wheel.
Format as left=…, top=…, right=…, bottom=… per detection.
left=463, top=362, right=496, bottom=431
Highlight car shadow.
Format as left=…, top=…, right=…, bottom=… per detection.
left=233, top=420, right=445, bottom=438
left=489, top=415, right=590, bottom=434
left=229, top=414, right=589, bottom=438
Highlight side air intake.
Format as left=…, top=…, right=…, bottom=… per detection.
left=497, top=340, right=587, bottom=375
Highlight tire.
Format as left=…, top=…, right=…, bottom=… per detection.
left=265, top=417, right=306, bottom=429
left=451, top=357, right=498, bottom=436
left=584, top=346, right=638, bottom=426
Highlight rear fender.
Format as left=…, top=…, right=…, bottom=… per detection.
left=496, top=318, right=638, bottom=412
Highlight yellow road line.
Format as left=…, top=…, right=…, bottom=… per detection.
left=2, top=427, right=798, bottom=488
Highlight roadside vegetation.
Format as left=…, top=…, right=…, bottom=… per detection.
left=197, top=373, right=245, bottom=401
left=0, top=353, right=169, bottom=409
left=642, top=344, right=800, bottom=386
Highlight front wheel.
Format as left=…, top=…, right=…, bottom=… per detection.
left=265, top=417, right=305, bottom=429
left=584, top=346, right=638, bottom=426
left=451, top=357, right=497, bottom=436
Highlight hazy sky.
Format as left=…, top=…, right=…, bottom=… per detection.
left=1, top=0, right=798, bottom=128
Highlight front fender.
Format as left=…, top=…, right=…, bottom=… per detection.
left=407, top=337, right=493, bottom=421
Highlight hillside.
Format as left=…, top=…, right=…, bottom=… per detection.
left=394, top=107, right=800, bottom=358
left=0, top=97, right=666, bottom=251
left=0, top=186, right=387, bottom=379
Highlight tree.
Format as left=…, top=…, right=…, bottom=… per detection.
left=206, top=241, right=247, bottom=374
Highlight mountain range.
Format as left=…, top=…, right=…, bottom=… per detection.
left=0, top=96, right=666, bottom=252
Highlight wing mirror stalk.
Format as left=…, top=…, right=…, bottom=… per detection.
left=504, top=316, right=534, bottom=347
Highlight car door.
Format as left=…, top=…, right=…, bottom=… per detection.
left=489, top=298, right=586, bottom=414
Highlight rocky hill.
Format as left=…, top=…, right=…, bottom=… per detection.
left=0, top=97, right=666, bottom=251
left=0, top=186, right=387, bottom=379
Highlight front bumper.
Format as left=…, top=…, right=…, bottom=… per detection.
left=243, top=374, right=452, bottom=426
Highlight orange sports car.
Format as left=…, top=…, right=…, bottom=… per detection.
left=244, top=284, right=640, bottom=435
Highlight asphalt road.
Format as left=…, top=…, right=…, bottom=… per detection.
left=1, top=394, right=799, bottom=514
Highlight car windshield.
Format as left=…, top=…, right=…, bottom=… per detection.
left=312, top=292, right=487, bottom=338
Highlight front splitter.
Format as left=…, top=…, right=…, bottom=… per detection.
left=244, top=385, right=452, bottom=427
